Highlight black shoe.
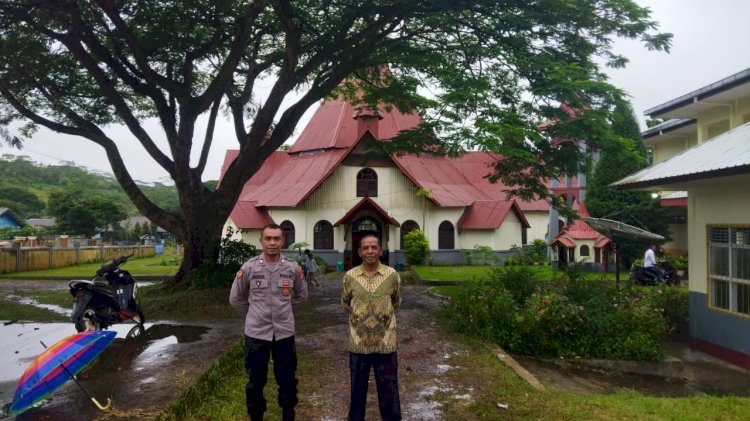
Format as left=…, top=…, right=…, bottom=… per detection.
left=282, top=409, right=295, bottom=421
left=249, top=411, right=264, bottom=421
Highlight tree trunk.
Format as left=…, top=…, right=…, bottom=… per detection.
left=167, top=209, right=225, bottom=291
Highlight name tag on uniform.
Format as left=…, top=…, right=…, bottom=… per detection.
left=282, top=279, right=290, bottom=287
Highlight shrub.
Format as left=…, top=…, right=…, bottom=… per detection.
left=403, top=229, right=430, bottom=265
left=447, top=270, right=673, bottom=360
left=488, top=266, right=538, bottom=307
left=193, top=227, right=257, bottom=289
left=463, top=244, right=499, bottom=265
left=449, top=279, right=518, bottom=344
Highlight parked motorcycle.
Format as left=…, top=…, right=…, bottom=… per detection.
left=628, top=259, right=680, bottom=286
left=69, top=254, right=145, bottom=332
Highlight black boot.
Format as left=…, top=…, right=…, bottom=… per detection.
left=249, top=411, right=264, bottom=421
left=282, top=408, right=295, bottom=421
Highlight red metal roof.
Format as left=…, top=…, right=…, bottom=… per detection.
left=550, top=236, right=576, bottom=248
left=550, top=203, right=611, bottom=248
left=392, top=152, right=550, bottom=211
left=457, top=200, right=530, bottom=230
left=229, top=201, right=273, bottom=229
left=290, top=99, right=422, bottom=152
left=333, top=197, right=400, bottom=227
left=235, top=149, right=348, bottom=207
left=594, top=237, right=612, bottom=248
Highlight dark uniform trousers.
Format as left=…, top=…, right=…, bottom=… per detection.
left=244, top=335, right=298, bottom=420
left=348, top=352, right=401, bottom=421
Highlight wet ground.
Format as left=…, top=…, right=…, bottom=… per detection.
left=2, top=275, right=749, bottom=420
left=0, top=319, right=241, bottom=420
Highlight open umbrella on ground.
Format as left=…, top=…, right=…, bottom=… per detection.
left=10, top=330, right=115, bottom=415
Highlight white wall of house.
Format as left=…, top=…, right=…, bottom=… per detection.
left=457, top=212, right=524, bottom=250
left=525, top=211, right=550, bottom=242
left=574, top=239, right=597, bottom=263
left=688, top=178, right=750, bottom=295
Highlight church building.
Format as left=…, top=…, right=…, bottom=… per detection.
left=219, top=98, right=553, bottom=269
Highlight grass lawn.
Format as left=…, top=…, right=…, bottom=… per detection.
left=0, top=295, right=69, bottom=322
left=0, top=255, right=180, bottom=278
left=414, top=264, right=628, bottom=282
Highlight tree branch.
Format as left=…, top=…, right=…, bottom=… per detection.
left=196, top=98, right=221, bottom=175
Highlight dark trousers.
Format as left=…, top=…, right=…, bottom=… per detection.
left=244, top=335, right=298, bottom=420
left=348, top=352, right=401, bottom=421
left=644, top=266, right=663, bottom=281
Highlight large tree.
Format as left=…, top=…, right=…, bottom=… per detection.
left=47, top=188, right=127, bottom=237
left=586, top=98, right=671, bottom=267
left=0, top=1, right=670, bottom=288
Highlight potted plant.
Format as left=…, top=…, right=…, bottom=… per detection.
left=672, top=255, right=688, bottom=278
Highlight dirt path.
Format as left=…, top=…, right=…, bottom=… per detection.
left=293, top=274, right=473, bottom=421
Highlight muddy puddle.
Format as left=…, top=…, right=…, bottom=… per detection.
left=0, top=321, right=211, bottom=419
left=513, top=353, right=750, bottom=397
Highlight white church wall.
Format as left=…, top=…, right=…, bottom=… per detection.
left=525, top=211, right=551, bottom=242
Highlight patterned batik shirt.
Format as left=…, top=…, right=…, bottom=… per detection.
left=341, top=263, right=401, bottom=354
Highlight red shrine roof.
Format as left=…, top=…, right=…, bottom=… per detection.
left=334, top=197, right=400, bottom=227
left=550, top=203, right=610, bottom=248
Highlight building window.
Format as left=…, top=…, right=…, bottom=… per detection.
left=580, top=245, right=590, bottom=257
left=400, top=220, right=419, bottom=249
left=709, top=226, right=750, bottom=315
left=356, top=168, right=378, bottom=197
left=438, top=221, right=454, bottom=250
left=521, top=227, right=528, bottom=245
left=357, top=217, right=378, bottom=232
left=314, top=220, right=334, bottom=250
left=280, top=220, right=295, bottom=248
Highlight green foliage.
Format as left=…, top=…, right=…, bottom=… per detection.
left=403, top=229, right=430, bottom=265
left=462, top=245, right=498, bottom=265
left=508, top=241, right=548, bottom=265
left=670, top=254, right=688, bottom=270
left=447, top=266, right=681, bottom=360
left=586, top=98, right=671, bottom=268
left=0, top=155, right=178, bottom=217
left=47, top=188, right=127, bottom=237
left=528, top=239, right=549, bottom=263
left=193, top=227, right=257, bottom=290
left=0, top=186, right=44, bottom=217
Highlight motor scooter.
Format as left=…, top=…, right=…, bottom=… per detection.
left=628, top=259, right=680, bottom=286
left=69, top=254, right=145, bottom=332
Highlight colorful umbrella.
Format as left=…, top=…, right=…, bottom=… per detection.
left=10, top=330, right=115, bottom=415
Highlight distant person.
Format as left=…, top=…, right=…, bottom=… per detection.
left=644, top=244, right=662, bottom=281
left=341, top=234, right=402, bottom=421
left=229, top=223, right=308, bottom=421
left=304, top=249, right=321, bottom=288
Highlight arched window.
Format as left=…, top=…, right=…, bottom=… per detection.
left=314, top=220, right=334, bottom=250
left=280, top=220, right=295, bottom=248
left=400, top=220, right=419, bottom=249
left=580, top=245, right=590, bottom=257
left=438, top=221, right=455, bottom=249
left=356, top=168, right=378, bottom=197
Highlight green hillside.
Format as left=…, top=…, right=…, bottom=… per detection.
left=0, top=154, right=180, bottom=218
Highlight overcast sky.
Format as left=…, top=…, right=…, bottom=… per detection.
left=2, top=0, right=750, bottom=184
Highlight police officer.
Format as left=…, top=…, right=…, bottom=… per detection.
left=230, top=223, right=308, bottom=421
